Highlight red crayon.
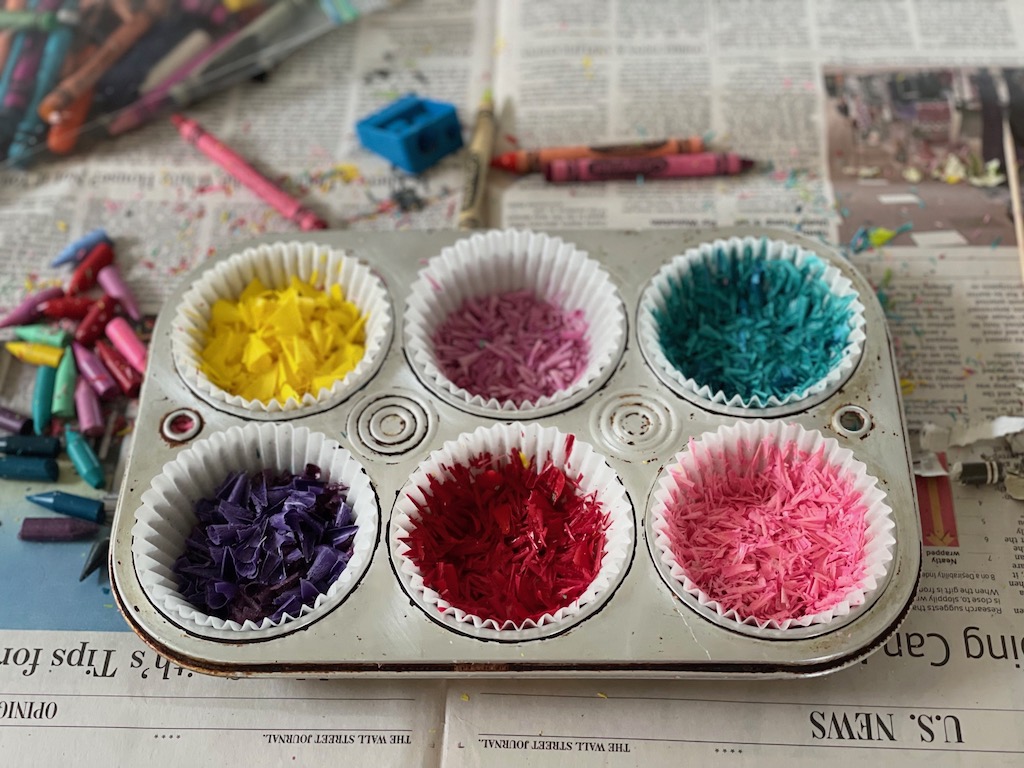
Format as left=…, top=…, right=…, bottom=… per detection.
left=544, top=152, right=756, bottom=183
left=39, top=295, right=93, bottom=320
left=74, top=295, right=119, bottom=346
left=68, top=240, right=114, bottom=295
left=93, top=339, right=142, bottom=397
left=492, top=136, right=705, bottom=174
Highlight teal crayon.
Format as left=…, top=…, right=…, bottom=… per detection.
left=0, top=434, right=60, bottom=457
left=65, top=426, right=103, bottom=489
left=51, top=345, right=75, bottom=418
left=7, top=0, right=76, bottom=165
left=27, top=490, right=105, bottom=523
left=32, top=361, right=55, bottom=435
left=0, top=455, right=58, bottom=481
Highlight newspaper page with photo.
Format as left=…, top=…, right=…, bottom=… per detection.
left=441, top=1, right=1024, bottom=766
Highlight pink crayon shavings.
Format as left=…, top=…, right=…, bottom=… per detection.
left=432, top=290, right=590, bottom=405
left=662, top=437, right=869, bottom=624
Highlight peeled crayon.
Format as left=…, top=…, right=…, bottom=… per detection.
left=97, top=264, right=140, bottom=321
left=80, top=536, right=109, bottom=580
left=68, top=240, right=114, bottom=295
left=0, top=286, right=64, bottom=328
left=19, top=517, right=98, bottom=542
left=65, top=427, right=103, bottom=489
left=6, top=340, right=64, bottom=367
left=73, top=377, right=104, bottom=436
left=51, top=346, right=76, bottom=418
left=0, top=434, right=60, bottom=457
left=32, top=363, right=55, bottom=435
left=72, top=342, right=118, bottom=399
left=0, top=405, right=31, bottom=434
left=0, top=455, right=58, bottom=481
left=105, top=317, right=146, bottom=374
left=27, top=490, right=105, bottom=524
left=50, top=227, right=109, bottom=268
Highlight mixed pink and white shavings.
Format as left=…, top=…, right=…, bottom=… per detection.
left=661, top=435, right=869, bottom=624
left=432, top=289, right=590, bottom=405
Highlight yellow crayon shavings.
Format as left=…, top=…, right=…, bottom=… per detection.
left=199, top=275, right=366, bottom=404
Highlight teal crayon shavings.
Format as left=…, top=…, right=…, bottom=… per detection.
left=653, top=241, right=856, bottom=406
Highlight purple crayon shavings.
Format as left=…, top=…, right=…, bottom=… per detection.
left=172, top=463, right=358, bottom=626
left=431, top=289, right=590, bottom=406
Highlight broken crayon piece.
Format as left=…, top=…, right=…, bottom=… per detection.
left=80, top=536, right=110, bottom=580
left=27, top=490, right=105, bottom=524
left=0, top=455, right=59, bottom=481
left=65, top=427, right=104, bottom=489
left=19, top=517, right=99, bottom=542
left=0, top=435, right=61, bottom=458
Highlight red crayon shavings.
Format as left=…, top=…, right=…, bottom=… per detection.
left=401, top=449, right=609, bottom=626
left=662, top=437, right=869, bottom=624
left=432, top=290, right=590, bottom=405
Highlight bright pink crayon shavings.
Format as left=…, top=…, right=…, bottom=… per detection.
left=662, top=437, right=869, bottom=624
left=432, top=290, right=590, bottom=405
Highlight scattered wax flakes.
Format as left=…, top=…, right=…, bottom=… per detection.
left=662, top=438, right=869, bottom=624
left=173, top=465, right=358, bottom=625
left=401, top=450, right=610, bottom=626
left=902, top=167, right=923, bottom=183
left=199, top=275, right=366, bottom=404
left=968, top=159, right=1005, bottom=188
left=432, top=290, right=590, bottom=406
left=56, top=220, right=68, bottom=233
left=596, top=692, right=608, bottom=699
left=460, top=693, right=471, bottom=702
left=867, top=222, right=913, bottom=248
left=654, top=242, right=856, bottom=404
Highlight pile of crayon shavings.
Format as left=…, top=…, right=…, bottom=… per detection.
left=432, top=290, right=590, bottom=405
left=402, top=449, right=609, bottom=625
left=174, top=464, right=358, bottom=625
left=199, top=275, right=366, bottom=404
left=655, top=248, right=855, bottom=403
left=662, top=437, right=868, bottom=623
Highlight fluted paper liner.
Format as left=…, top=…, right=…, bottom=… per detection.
left=650, top=420, right=895, bottom=636
left=404, top=229, right=626, bottom=414
left=171, top=241, right=392, bottom=414
left=391, top=422, right=634, bottom=638
left=132, top=422, right=379, bottom=638
left=638, top=236, right=866, bottom=411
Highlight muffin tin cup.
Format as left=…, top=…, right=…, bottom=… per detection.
left=390, top=422, right=635, bottom=641
left=404, top=229, right=626, bottom=418
left=637, top=235, right=867, bottom=415
left=131, top=422, right=380, bottom=641
left=648, top=419, right=896, bottom=639
left=171, top=240, right=393, bottom=416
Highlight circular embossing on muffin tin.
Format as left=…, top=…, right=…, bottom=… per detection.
left=347, top=391, right=437, bottom=463
left=589, top=388, right=680, bottom=461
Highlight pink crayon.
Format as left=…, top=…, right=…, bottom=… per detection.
left=97, top=264, right=140, bottom=321
left=170, top=114, right=329, bottom=231
left=105, top=316, right=147, bottom=375
left=544, top=152, right=756, bottom=183
left=73, top=378, right=104, bottom=437
left=72, top=342, right=118, bottom=400
left=0, top=286, right=64, bottom=328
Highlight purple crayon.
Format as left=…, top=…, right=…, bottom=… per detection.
left=0, top=405, right=32, bottom=435
left=74, top=378, right=104, bottom=436
left=71, top=342, right=118, bottom=400
left=0, top=286, right=64, bottom=328
left=97, top=264, right=141, bottom=321
left=19, top=517, right=99, bottom=542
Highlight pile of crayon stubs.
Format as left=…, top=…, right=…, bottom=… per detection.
left=1, top=227, right=147, bottom=571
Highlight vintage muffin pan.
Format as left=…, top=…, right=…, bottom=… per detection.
left=109, top=227, right=921, bottom=678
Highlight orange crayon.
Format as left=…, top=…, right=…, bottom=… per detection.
left=491, top=136, right=705, bottom=174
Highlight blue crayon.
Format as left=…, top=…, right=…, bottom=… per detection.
left=0, top=455, right=58, bottom=481
left=50, top=227, right=109, bottom=267
left=26, top=490, right=105, bottom=524
left=7, top=0, right=76, bottom=166
left=32, top=362, right=55, bottom=435
left=65, top=427, right=103, bottom=489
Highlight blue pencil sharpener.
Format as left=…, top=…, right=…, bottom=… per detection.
left=356, top=93, right=463, bottom=173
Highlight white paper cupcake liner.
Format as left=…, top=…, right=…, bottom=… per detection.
left=391, top=422, right=634, bottom=640
left=404, top=229, right=626, bottom=416
left=132, top=422, right=379, bottom=639
left=649, top=420, right=895, bottom=637
left=171, top=241, right=393, bottom=414
left=637, top=236, right=866, bottom=411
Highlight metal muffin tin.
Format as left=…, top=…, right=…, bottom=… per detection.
left=109, top=227, right=921, bottom=678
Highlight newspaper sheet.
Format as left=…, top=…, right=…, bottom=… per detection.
left=3, top=0, right=1024, bottom=765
